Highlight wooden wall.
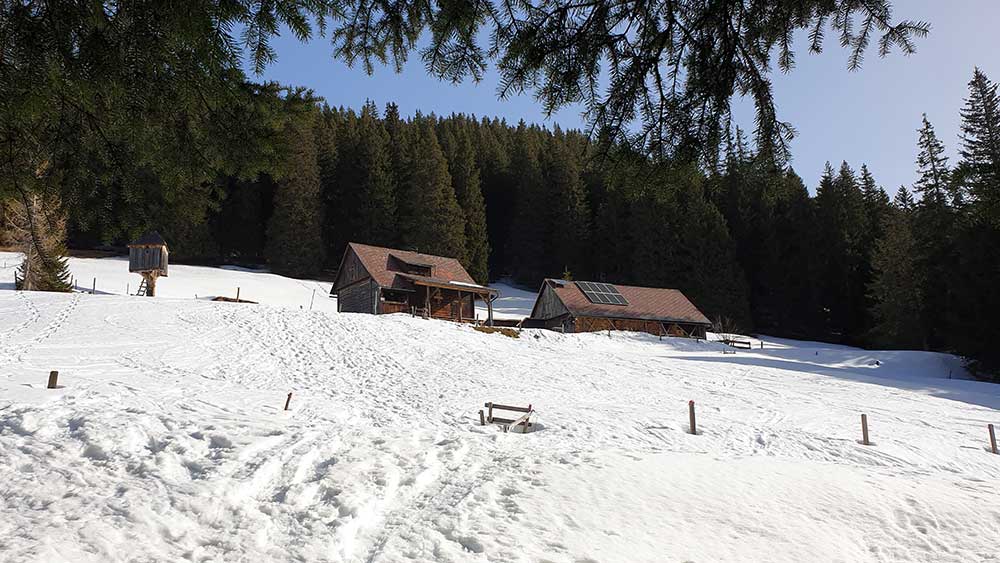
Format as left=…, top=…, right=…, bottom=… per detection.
left=339, top=280, right=376, bottom=313
left=572, top=316, right=707, bottom=338
left=129, top=246, right=167, bottom=274
left=335, top=247, right=369, bottom=290
left=530, top=284, right=569, bottom=320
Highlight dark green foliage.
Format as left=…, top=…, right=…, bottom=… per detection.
left=397, top=119, right=465, bottom=258
left=958, top=69, right=1000, bottom=224
left=868, top=207, right=923, bottom=348
left=540, top=130, right=591, bottom=281
left=7, top=192, right=72, bottom=292
left=325, top=0, right=925, bottom=160
left=265, top=102, right=326, bottom=277
left=327, top=103, right=397, bottom=253
left=440, top=120, right=491, bottom=283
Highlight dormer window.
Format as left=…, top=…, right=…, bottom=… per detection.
left=389, top=253, right=434, bottom=277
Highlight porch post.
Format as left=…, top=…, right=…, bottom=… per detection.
left=487, top=293, right=494, bottom=326
left=458, top=290, right=464, bottom=322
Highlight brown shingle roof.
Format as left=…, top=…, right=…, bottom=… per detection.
left=347, top=242, right=477, bottom=289
left=545, top=279, right=711, bottom=325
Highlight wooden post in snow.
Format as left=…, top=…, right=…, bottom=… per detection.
left=236, top=287, right=241, bottom=302
left=91, top=277, right=96, bottom=294
left=487, top=402, right=494, bottom=423
left=310, top=289, right=316, bottom=311
left=47, top=371, right=59, bottom=389
left=688, top=400, right=697, bottom=435
left=479, top=410, right=485, bottom=426
left=861, top=414, right=870, bottom=446
left=989, top=424, right=997, bottom=454
left=284, top=392, right=292, bottom=411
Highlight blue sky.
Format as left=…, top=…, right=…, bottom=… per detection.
left=251, top=0, right=999, bottom=194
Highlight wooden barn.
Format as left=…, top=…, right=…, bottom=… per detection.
left=331, top=243, right=498, bottom=324
left=526, top=279, right=712, bottom=338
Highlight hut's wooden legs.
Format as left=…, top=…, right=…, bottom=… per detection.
left=142, top=272, right=158, bottom=297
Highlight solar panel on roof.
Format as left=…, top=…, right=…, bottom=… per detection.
left=576, top=280, right=629, bottom=306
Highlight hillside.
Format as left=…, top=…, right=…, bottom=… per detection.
left=1, top=255, right=999, bottom=562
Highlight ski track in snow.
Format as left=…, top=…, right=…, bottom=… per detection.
left=0, top=286, right=999, bottom=562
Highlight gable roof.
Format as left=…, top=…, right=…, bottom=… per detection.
left=339, top=242, right=478, bottom=290
left=129, top=231, right=167, bottom=247
left=534, top=279, right=711, bottom=326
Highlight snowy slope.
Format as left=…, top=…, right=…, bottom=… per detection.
left=1, top=259, right=999, bottom=562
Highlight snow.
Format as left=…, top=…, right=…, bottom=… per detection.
left=1, top=252, right=999, bottom=562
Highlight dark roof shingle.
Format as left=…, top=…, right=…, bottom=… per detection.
left=544, top=279, right=711, bottom=325
left=347, top=242, right=477, bottom=289
left=129, top=231, right=167, bottom=247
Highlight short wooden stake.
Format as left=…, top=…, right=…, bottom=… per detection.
left=688, top=400, right=697, bottom=435
left=310, top=289, right=316, bottom=310
left=236, top=287, right=241, bottom=301
left=861, top=414, right=870, bottom=446
left=126, top=282, right=130, bottom=295
left=478, top=410, right=485, bottom=426
left=284, top=392, right=292, bottom=411
left=47, top=370, right=59, bottom=389
left=989, top=424, right=997, bottom=454
left=91, top=277, right=96, bottom=294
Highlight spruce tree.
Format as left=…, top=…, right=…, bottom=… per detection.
left=893, top=186, right=915, bottom=211
left=444, top=122, right=490, bottom=283
left=959, top=68, right=1000, bottom=224
left=910, top=115, right=956, bottom=350
left=506, top=123, right=547, bottom=283
left=315, top=106, right=340, bottom=265
left=868, top=207, right=924, bottom=348
left=542, top=130, right=590, bottom=280
left=266, top=108, right=325, bottom=277
left=330, top=102, right=397, bottom=251
left=397, top=120, right=466, bottom=258
left=914, top=114, right=951, bottom=205
left=7, top=191, right=72, bottom=292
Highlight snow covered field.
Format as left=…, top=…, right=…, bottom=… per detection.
left=1, top=253, right=999, bottom=562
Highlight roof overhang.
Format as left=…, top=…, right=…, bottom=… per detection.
left=398, top=274, right=498, bottom=296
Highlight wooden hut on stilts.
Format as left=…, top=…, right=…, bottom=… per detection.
left=128, top=231, right=168, bottom=296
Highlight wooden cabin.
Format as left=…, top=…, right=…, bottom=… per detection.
left=526, top=279, right=711, bottom=338
left=128, top=231, right=168, bottom=296
left=331, top=243, right=498, bottom=324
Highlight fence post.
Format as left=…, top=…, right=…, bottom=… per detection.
left=478, top=410, right=485, bottom=426
left=236, top=287, right=241, bottom=301
left=861, top=414, right=870, bottom=446
left=487, top=402, right=494, bottom=423
left=688, top=400, right=697, bottom=435
left=284, top=392, right=292, bottom=411
left=310, top=289, right=316, bottom=310
left=92, top=277, right=96, bottom=294
left=47, top=370, right=59, bottom=389
left=990, top=424, right=997, bottom=454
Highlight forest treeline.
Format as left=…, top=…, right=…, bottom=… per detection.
left=6, top=70, right=999, bottom=379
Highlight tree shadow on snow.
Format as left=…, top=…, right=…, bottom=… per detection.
left=672, top=354, right=1000, bottom=411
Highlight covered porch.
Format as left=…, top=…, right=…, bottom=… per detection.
left=379, top=275, right=499, bottom=325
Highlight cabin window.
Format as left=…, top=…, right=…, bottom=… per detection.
left=405, top=264, right=432, bottom=277
left=382, top=290, right=408, bottom=304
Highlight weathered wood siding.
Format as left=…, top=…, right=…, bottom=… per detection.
left=572, top=316, right=707, bottom=338
left=334, top=247, right=369, bottom=291
left=129, top=246, right=168, bottom=274
left=530, top=284, right=569, bottom=320
left=423, top=288, right=476, bottom=321
left=339, top=280, right=376, bottom=313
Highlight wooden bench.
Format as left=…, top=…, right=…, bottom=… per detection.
left=722, top=338, right=752, bottom=350
left=479, top=402, right=534, bottom=433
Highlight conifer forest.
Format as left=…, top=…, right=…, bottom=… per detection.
left=3, top=1, right=999, bottom=380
